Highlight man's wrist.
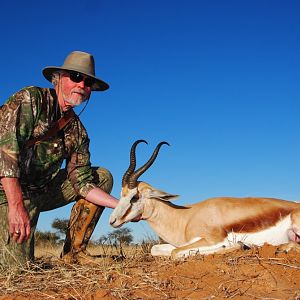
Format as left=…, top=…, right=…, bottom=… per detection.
left=7, top=198, right=25, bottom=208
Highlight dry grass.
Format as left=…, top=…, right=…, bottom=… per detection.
left=0, top=244, right=299, bottom=300
left=0, top=243, right=159, bottom=300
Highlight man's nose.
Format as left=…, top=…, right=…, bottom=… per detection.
left=76, top=80, right=86, bottom=88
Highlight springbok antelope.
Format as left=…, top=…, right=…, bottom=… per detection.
left=110, top=140, right=300, bottom=258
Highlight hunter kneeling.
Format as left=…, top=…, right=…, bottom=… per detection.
left=0, top=51, right=119, bottom=269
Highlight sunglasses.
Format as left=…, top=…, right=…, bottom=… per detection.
left=68, top=71, right=94, bottom=87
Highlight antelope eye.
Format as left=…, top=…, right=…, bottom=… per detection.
left=130, top=197, right=138, bottom=203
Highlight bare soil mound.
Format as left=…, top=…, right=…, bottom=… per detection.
left=0, top=244, right=299, bottom=299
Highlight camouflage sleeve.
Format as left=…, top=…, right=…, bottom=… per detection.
left=0, top=88, right=37, bottom=178
left=66, top=123, right=97, bottom=198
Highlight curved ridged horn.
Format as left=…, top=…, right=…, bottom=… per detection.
left=128, top=141, right=170, bottom=189
left=122, top=140, right=148, bottom=187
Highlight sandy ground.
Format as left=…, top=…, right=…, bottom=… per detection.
left=0, top=243, right=299, bottom=299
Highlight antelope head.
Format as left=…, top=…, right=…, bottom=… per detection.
left=110, top=140, right=177, bottom=228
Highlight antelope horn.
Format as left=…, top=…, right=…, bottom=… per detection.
left=128, top=141, right=170, bottom=189
left=122, top=140, right=148, bottom=187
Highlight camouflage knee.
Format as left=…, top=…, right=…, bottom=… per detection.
left=92, top=167, right=113, bottom=194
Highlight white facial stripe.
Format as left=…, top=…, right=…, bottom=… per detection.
left=113, top=187, right=138, bottom=219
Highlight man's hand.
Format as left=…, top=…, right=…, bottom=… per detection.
left=1, top=177, right=31, bottom=244
left=8, top=202, right=31, bottom=244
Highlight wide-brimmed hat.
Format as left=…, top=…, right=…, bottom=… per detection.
left=42, top=51, right=109, bottom=91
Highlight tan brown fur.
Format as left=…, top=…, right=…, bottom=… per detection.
left=111, top=182, right=300, bottom=258
left=224, top=206, right=292, bottom=233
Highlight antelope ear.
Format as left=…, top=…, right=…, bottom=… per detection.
left=148, top=189, right=179, bottom=202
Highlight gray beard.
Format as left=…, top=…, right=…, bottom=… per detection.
left=63, top=97, right=87, bottom=106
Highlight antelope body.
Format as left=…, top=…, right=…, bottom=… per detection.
left=110, top=140, right=300, bottom=258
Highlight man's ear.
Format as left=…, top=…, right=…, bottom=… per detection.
left=148, top=189, right=179, bottom=202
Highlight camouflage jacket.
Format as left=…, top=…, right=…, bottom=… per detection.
left=0, top=86, right=97, bottom=197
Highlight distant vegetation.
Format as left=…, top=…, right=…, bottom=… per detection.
left=35, top=218, right=135, bottom=248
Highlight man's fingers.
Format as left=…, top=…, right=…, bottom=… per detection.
left=25, top=224, right=31, bottom=241
left=10, top=224, right=30, bottom=244
left=10, top=224, right=20, bottom=241
left=16, top=224, right=26, bottom=244
left=12, top=231, right=21, bottom=242
left=9, top=223, right=17, bottom=237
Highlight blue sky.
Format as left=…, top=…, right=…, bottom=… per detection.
left=1, top=0, right=300, bottom=242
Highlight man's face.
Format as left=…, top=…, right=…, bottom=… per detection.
left=57, top=71, right=92, bottom=111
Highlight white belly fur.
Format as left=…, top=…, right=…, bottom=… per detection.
left=151, top=216, right=292, bottom=257
left=227, top=215, right=291, bottom=246
left=175, top=216, right=292, bottom=257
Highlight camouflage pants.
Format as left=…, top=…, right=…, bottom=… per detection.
left=0, top=167, right=113, bottom=270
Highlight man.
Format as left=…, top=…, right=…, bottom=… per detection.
left=0, top=51, right=119, bottom=269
